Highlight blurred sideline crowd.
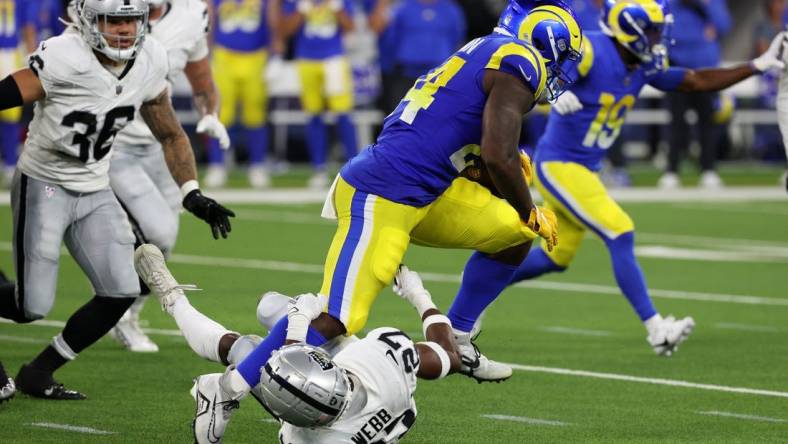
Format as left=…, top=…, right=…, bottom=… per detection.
left=1, top=0, right=786, bottom=189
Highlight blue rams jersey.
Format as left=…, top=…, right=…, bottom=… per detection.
left=213, top=0, right=270, bottom=52
left=0, top=0, right=22, bottom=49
left=536, top=31, right=686, bottom=170
left=282, top=0, right=353, bottom=60
left=341, top=34, right=546, bottom=206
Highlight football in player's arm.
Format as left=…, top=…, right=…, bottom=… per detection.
left=0, top=48, right=234, bottom=240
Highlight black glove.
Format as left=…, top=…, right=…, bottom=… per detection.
left=182, top=189, right=235, bottom=239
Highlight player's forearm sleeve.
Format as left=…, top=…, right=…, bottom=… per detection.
left=0, top=75, right=23, bottom=110
left=776, top=74, right=788, bottom=163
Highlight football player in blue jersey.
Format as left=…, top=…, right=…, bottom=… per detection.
left=188, top=1, right=584, bottom=426
left=487, top=0, right=786, bottom=356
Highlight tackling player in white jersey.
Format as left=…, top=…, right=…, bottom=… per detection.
left=0, top=0, right=233, bottom=400
left=133, top=243, right=461, bottom=443
left=108, top=0, right=231, bottom=354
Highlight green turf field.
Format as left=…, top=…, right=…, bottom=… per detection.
left=0, top=198, right=786, bottom=443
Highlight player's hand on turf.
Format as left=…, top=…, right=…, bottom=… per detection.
left=182, top=190, right=235, bottom=239
left=551, top=90, right=583, bottom=115
left=525, top=206, right=558, bottom=252
left=519, top=150, right=533, bottom=185
left=752, top=32, right=788, bottom=73
left=196, top=114, right=230, bottom=150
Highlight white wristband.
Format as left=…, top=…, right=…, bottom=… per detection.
left=422, top=314, right=450, bottom=338
left=286, top=313, right=310, bottom=343
left=419, top=341, right=451, bottom=379
left=180, top=179, right=200, bottom=198
left=412, top=291, right=437, bottom=318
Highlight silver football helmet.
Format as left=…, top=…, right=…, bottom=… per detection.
left=257, top=344, right=352, bottom=427
left=75, top=0, right=149, bottom=61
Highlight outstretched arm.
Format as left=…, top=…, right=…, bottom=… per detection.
left=393, top=266, right=461, bottom=380
left=141, top=90, right=235, bottom=239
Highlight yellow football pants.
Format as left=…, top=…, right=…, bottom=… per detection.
left=297, top=57, right=354, bottom=114
left=320, top=176, right=538, bottom=335
left=535, top=161, right=634, bottom=267
left=212, top=47, right=268, bottom=127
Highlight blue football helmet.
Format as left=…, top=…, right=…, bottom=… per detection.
left=496, top=0, right=584, bottom=102
left=600, top=0, right=673, bottom=69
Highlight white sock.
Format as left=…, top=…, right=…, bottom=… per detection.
left=644, top=313, right=663, bottom=334
left=128, top=296, right=147, bottom=320
left=170, top=297, right=232, bottom=363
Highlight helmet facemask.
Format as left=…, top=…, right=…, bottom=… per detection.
left=76, top=0, right=149, bottom=62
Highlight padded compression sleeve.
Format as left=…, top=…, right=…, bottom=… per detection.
left=0, top=75, right=23, bottom=110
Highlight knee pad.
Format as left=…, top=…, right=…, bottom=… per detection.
left=227, top=334, right=263, bottom=366
left=256, top=292, right=292, bottom=330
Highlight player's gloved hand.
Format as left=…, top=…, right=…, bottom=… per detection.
left=525, top=206, right=558, bottom=252
left=265, top=54, right=285, bottom=83
left=182, top=190, right=235, bottom=239
left=752, top=32, right=788, bottom=73
left=393, top=265, right=436, bottom=317
left=519, top=150, right=533, bottom=186
left=286, top=293, right=327, bottom=343
left=551, top=90, right=583, bottom=115
left=196, top=114, right=230, bottom=150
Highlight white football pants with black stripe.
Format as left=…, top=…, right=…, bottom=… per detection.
left=109, top=145, right=181, bottom=255
left=10, top=172, right=141, bottom=320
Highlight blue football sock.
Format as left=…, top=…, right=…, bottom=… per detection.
left=236, top=316, right=328, bottom=387
left=336, top=114, right=358, bottom=161
left=206, top=138, right=224, bottom=165
left=306, top=115, right=328, bottom=168
left=605, top=231, right=657, bottom=321
left=246, top=126, right=268, bottom=165
left=447, top=252, right=519, bottom=333
left=510, top=248, right=566, bottom=283
left=0, top=122, right=19, bottom=166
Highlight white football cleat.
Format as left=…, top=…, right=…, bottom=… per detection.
left=454, top=330, right=512, bottom=383
left=647, top=315, right=695, bottom=357
left=657, top=172, right=681, bottom=189
left=191, top=373, right=240, bottom=444
left=109, top=309, right=159, bottom=353
left=248, top=165, right=271, bottom=189
left=0, top=361, right=15, bottom=403
left=134, top=244, right=198, bottom=315
left=204, top=165, right=227, bottom=189
left=699, top=170, right=724, bottom=189
left=307, top=171, right=329, bottom=189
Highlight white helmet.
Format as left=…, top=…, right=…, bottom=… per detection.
left=75, top=0, right=149, bottom=61
left=257, top=344, right=352, bottom=427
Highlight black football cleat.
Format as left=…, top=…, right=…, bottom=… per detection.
left=15, top=364, right=86, bottom=400
left=0, top=361, right=15, bottom=403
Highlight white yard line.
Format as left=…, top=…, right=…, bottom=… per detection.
left=0, top=318, right=183, bottom=337
left=714, top=323, right=780, bottom=333
left=671, top=202, right=788, bottom=216
left=540, top=326, right=613, bottom=337
left=637, top=232, right=788, bottom=252
left=697, top=411, right=786, bottom=423
left=481, top=414, right=569, bottom=426
left=28, top=422, right=115, bottom=435
left=635, top=245, right=788, bottom=263
left=506, top=364, right=788, bottom=399
left=0, top=334, right=47, bottom=344
left=236, top=209, right=332, bottom=225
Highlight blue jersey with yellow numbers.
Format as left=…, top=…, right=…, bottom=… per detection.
left=0, top=0, right=22, bottom=49
left=282, top=0, right=353, bottom=60
left=536, top=31, right=686, bottom=171
left=213, top=0, right=270, bottom=52
left=341, top=34, right=546, bottom=207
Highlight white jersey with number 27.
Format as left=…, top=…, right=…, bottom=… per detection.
left=279, top=327, right=419, bottom=444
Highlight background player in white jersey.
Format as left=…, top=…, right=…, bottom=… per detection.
left=108, top=0, right=231, bottom=354
left=0, top=0, right=234, bottom=400
left=132, top=243, right=460, bottom=443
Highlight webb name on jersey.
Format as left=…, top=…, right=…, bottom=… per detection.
left=279, top=328, right=419, bottom=444
left=19, top=30, right=169, bottom=193
left=114, top=0, right=210, bottom=149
